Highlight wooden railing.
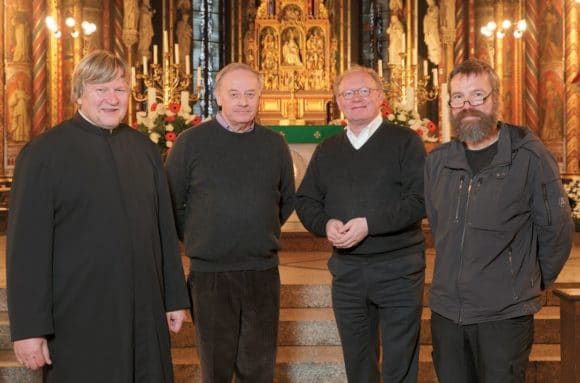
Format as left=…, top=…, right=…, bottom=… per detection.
left=554, top=288, right=580, bottom=383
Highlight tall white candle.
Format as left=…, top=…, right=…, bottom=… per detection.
left=423, top=60, right=428, bottom=77
left=153, top=45, right=158, bottom=65
left=377, top=59, right=383, bottom=78
left=131, top=67, right=136, bottom=86
left=412, top=48, right=417, bottom=66
left=181, top=90, right=190, bottom=108
left=142, top=56, right=148, bottom=75
left=174, top=44, right=179, bottom=64
left=196, top=67, right=202, bottom=88
left=185, top=55, right=190, bottom=74
left=163, top=31, right=169, bottom=53
left=401, top=33, right=406, bottom=53
left=432, top=68, right=439, bottom=86
left=147, top=87, right=156, bottom=109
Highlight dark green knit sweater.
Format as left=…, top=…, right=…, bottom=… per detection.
left=296, top=122, right=426, bottom=258
left=166, top=119, right=295, bottom=272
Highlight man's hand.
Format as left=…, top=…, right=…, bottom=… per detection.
left=13, top=337, right=51, bottom=370
left=332, top=217, right=368, bottom=249
left=325, top=219, right=345, bottom=243
left=166, top=310, right=187, bottom=333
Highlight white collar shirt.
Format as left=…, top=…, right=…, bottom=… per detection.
left=345, top=113, right=383, bottom=150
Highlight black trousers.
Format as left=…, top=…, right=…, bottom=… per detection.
left=188, top=268, right=280, bottom=383
left=328, top=253, right=425, bottom=383
left=431, top=312, right=534, bottom=383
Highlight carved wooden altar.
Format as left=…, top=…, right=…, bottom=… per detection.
left=244, top=0, right=337, bottom=125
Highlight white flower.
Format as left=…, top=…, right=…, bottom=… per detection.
left=166, top=141, right=173, bottom=148
left=165, top=123, right=175, bottom=132
left=149, top=132, right=161, bottom=143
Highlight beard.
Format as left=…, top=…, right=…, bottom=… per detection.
left=451, top=108, right=498, bottom=143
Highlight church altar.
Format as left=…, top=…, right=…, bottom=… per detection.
left=266, top=124, right=343, bottom=143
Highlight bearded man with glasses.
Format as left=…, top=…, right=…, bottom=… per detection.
left=425, top=58, right=573, bottom=382
left=296, top=65, right=427, bottom=382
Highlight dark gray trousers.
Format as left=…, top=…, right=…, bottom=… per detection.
left=431, top=312, right=534, bottom=383
left=328, top=253, right=425, bottom=383
left=188, top=268, right=280, bottom=383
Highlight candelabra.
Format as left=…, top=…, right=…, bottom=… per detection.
left=131, top=31, right=202, bottom=108
left=379, top=53, right=438, bottom=109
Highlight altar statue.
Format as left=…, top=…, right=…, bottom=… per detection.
left=423, top=0, right=441, bottom=65
left=387, top=15, right=405, bottom=65
left=283, top=31, right=303, bottom=66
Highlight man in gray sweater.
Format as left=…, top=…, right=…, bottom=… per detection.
left=166, top=63, right=295, bottom=383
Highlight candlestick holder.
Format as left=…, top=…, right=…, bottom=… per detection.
left=131, top=36, right=202, bottom=108
left=381, top=53, right=438, bottom=108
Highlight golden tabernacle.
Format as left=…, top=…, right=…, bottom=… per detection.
left=243, top=0, right=338, bottom=125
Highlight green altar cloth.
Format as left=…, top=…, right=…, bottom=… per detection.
left=266, top=125, right=344, bottom=144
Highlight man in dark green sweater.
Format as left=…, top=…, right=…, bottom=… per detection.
left=166, top=63, right=295, bottom=383
left=296, top=65, right=426, bottom=383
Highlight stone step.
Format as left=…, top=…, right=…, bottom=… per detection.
left=170, top=344, right=560, bottom=383
left=169, top=306, right=561, bottom=348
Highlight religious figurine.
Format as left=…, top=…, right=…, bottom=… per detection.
left=261, top=30, right=278, bottom=71
left=387, top=15, right=405, bottom=65
left=282, top=30, right=303, bottom=66
left=306, top=29, right=324, bottom=70
left=389, top=0, right=403, bottom=12
left=8, top=80, right=31, bottom=142
left=137, top=0, right=155, bottom=59
left=423, top=0, right=441, bottom=65
left=176, top=12, right=193, bottom=63
left=12, top=15, right=30, bottom=63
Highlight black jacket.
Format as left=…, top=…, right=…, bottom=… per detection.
left=425, top=123, right=573, bottom=325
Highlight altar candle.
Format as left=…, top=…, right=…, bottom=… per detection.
left=163, top=31, right=169, bottom=53
left=142, top=56, right=148, bottom=75
left=377, top=59, right=383, bottom=78
left=432, top=68, right=439, bottom=86
left=196, top=67, right=202, bottom=88
left=185, top=55, right=190, bottom=74
left=440, top=83, right=451, bottom=142
left=174, top=44, right=179, bottom=64
left=401, top=33, right=406, bottom=53
left=423, top=60, right=428, bottom=77
left=147, top=87, right=156, bottom=109
left=153, top=45, right=158, bottom=65
left=181, top=90, right=189, bottom=108
left=412, top=49, right=417, bottom=66
left=131, top=66, right=136, bottom=86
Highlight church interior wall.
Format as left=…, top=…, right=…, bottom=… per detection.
left=0, top=0, right=578, bottom=176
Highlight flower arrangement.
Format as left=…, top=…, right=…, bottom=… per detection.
left=562, top=177, right=580, bottom=221
left=134, top=101, right=202, bottom=157
left=380, top=100, right=439, bottom=143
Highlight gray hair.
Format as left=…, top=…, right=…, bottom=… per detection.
left=71, top=50, right=129, bottom=103
left=214, top=62, right=263, bottom=93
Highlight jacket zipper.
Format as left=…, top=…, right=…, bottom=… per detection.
left=542, top=184, right=552, bottom=225
left=457, top=176, right=474, bottom=324
left=454, top=176, right=465, bottom=223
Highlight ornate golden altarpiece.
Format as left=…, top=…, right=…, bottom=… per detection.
left=243, top=0, right=337, bottom=125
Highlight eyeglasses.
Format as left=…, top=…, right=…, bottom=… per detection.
left=448, top=91, right=493, bottom=109
left=338, top=87, right=380, bottom=99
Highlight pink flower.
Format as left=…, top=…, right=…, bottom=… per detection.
left=165, top=132, right=177, bottom=142
left=150, top=103, right=158, bottom=112
left=164, top=115, right=176, bottom=123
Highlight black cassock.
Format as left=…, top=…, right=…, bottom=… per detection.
left=7, top=113, right=190, bottom=382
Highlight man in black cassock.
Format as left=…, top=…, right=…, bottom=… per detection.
left=6, top=50, right=190, bottom=382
